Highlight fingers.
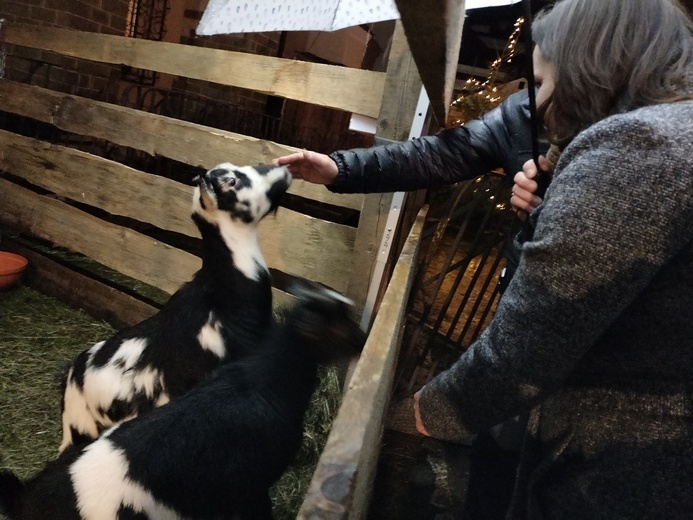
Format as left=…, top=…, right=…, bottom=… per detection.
left=511, top=161, right=545, bottom=215
left=413, top=390, right=430, bottom=437
left=272, top=151, right=312, bottom=180
left=537, top=154, right=551, bottom=173
left=511, top=185, right=543, bottom=215
left=521, top=155, right=552, bottom=179
left=274, top=151, right=308, bottom=166
left=272, top=150, right=338, bottom=184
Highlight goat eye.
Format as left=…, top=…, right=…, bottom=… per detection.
left=227, top=177, right=237, bottom=187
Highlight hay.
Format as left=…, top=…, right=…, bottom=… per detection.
left=0, top=285, right=114, bottom=479
left=0, top=284, right=342, bottom=519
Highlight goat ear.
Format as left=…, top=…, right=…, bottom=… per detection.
left=286, top=276, right=353, bottom=307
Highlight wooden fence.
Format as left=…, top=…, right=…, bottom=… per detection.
left=0, top=19, right=426, bottom=518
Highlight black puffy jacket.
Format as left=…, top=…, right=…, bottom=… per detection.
left=328, top=89, right=549, bottom=286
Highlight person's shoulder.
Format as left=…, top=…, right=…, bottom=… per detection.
left=577, top=100, right=693, bottom=147
left=622, top=100, right=693, bottom=125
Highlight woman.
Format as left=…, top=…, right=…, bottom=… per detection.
left=414, top=0, right=693, bottom=518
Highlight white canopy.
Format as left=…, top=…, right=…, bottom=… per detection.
left=197, top=0, right=522, bottom=35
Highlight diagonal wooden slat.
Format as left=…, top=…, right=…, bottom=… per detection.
left=3, top=23, right=387, bottom=118
left=0, top=80, right=364, bottom=211
left=394, top=0, right=467, bottom=124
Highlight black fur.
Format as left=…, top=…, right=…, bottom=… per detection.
left=1, top=280, right=365, bottom=520
left=58, top=164, right=292, bottom=452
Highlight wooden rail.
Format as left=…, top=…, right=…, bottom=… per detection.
left=0, top=80, right=363, bottom=211
left=0, top=17, right=428, bottom=519
left=3, top=23, right=387, bottom=118
left=0, top=130, right=357, bottom=292
left=298, top=206, right=428, bottom=519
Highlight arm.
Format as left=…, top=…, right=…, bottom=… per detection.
left=274, top=90, right=531, bottom=194
left=417, top=113, right=693, bottom=441
left=328, top=92, right=526, bottom=194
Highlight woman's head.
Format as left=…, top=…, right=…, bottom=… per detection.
left=532, top=0, right=693, bottom=146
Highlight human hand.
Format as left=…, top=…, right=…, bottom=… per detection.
left=413, top=389, right=430, bottom=437
left=510, top=155, right=551, bottom=217
left=272, top=150, right=339, bottom=185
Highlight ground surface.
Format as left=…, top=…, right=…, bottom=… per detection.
left=0, top=283, right=339, bottom=520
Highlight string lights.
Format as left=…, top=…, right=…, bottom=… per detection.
left=447, top=16, right=525, bottom=128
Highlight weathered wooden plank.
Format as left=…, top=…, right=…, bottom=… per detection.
left=348, top=21, right=423, bottom=321
left=1, top=237, right=297, bottom=327
left=1, top=239, right=159, bottom=330
left=0, top=80, right=364, bottom=212
left=298, top=206, right=427, bottom=520
left=0, top=179, right=199, bottom=295
left=4, top=23, right=386, bottom=118
left=0, top=129, right=193, bottom=236
left=395, top=0, right=466, bottom=124
left=0, top=130, right=357, bottom=293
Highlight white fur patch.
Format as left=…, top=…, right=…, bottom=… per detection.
left=218, top=217, right=266, bottom=280
left=82, top=338, right=150, bottom=413
left=71, top=437, right=186, bottom=519
left=197, top=313, right=226, bottom=358
left=59, top=367, right=100, bottom=453
left=61, top=338, right=167, bottom=452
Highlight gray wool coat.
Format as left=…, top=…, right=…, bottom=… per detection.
left=418, top=100, right=693, bottom=520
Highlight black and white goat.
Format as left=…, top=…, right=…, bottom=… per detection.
left=0, top=279, right=365, bottom=520
left=58, top=163, right=292, bottom=452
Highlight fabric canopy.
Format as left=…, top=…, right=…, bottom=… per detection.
left=197, top=0, right=523, bottom=122
left=197, top=0, right=521, bottom=35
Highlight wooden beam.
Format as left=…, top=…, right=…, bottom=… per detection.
left=4, top=23, right=386, bottom=118
left=348, top=21, right=423, bottom=320
left=0, top=178, right=199, bottom=295
left=0, top=129, right=193, bottom=236
left=394, top=0, right=466, bottom=124
left=298, top=206, right=427, bottom=519
left=0, top=239, right=159, bottom=330
left=0, top=163, right=357, bottom=294
left=0, top=80, right=364, bottom=212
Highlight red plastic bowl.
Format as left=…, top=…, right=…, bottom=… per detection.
left=0, top=252, right=28, bottom=290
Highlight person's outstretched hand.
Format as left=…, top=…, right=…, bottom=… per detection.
left=273, top=150, right=339, bottom=185
left=510, top=155, right=551, bottom=217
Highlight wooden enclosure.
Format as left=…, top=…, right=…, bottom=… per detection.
left=0, top=19, right=427, bottom=518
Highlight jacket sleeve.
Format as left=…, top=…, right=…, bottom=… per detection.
left=326, top=91, right=527, bottom=194
left=417, top=110, right=693, bottom=442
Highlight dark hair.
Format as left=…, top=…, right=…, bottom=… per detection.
left=533, top=0, right=693, bottom=146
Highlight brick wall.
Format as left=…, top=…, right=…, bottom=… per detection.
left=0, top=0, right=367, bottom=151
left=1, top=0, right=129, bottom=98
left=169, top=3, right=282, bottom=117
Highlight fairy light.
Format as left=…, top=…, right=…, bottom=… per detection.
left=448, top=16, right=525, bottom=128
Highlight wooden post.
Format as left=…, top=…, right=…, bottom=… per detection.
left=348, top=20, right=424, bottom=320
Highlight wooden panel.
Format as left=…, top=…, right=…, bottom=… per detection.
left=0, top=179, right=199, bottom=295
left=395, top=0, right=465, bottom=123
left=348, top=21, right=423, bottom=319
left=0, top=80, right=364, bottom=212
left=4, top=23, right=386, bottom=118
left=0, top=145, right=356, bottom=293
left=298, top=206, right=428, bottom=519
left=0, top=129, right=194, bottom=236
left=1, top=240, right=159, bottom=330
